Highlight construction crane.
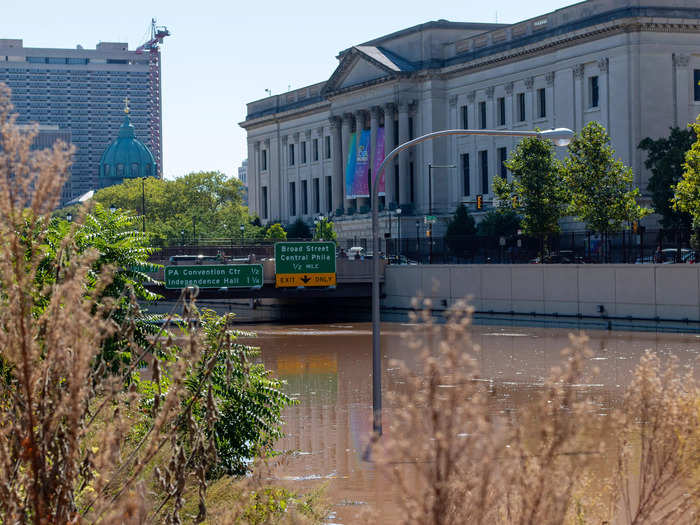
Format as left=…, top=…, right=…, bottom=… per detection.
left=136, top=19, right=170, bottom=177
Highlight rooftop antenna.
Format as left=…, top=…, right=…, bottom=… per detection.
left=265, top=88, right=272, bottom=97
left=288, top=84, right=291, bottom=92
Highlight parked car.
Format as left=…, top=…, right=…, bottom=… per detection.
left=635, top=248, right=692, bottom=264
left=529, top=251, right=584, bottom=264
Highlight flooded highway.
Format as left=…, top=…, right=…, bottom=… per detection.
left=240, top=321, right=700, bottom=523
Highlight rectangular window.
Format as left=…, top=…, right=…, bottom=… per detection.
left=461, top=153, right=470, bottom=196
left=589, top=76, right=599, bottom=108
left=498, top=147, right=507, bottom=179
left=326, top=176, right=333, bottom=212
left=409, top=162, right=415, bottom=203
left=408, top=117, right=414, bottom=140
left=517, top=93, right=526, bottom=122
left=695, top=70, right=700, bottom=102
left=288, top=144, right=295, bottom=166
left=313, top=178, right=320, bottom=213
left=262, top=186, right=268, bottom=219
left=461, top=105, right=468, bottom=129
left=301, top=180, right=308, bottom=215
left=537, top=88, right=546, bottom=118
left=313, top=139, right=319, bottom=161
left=393, top=120, right=399, bottom=147
left=479, top=150, right=489, bottom=194
left=498, top=97, right=505, bottom=126
left=325, top=135, right=331, bottom=159
left=289, top=182, right=296, bottom=216
left=394, top=164, right=400, bottom=204
left=479, top=101, right=487, bottom=129
left=301, top=141, right=307, bottom=164
left=261, top=150, right=267, bottom=171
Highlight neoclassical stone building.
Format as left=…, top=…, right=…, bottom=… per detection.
left=240, top=0, right=700, bottom=240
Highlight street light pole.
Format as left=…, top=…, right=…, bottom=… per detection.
left=396, top=208, right=402, bottom=258
left=369, top=127, right=573, bottom=437
left=141, top=177, right=146, bottom=234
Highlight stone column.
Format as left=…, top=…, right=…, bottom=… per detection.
left=383, top=103, right=396, bottom=205
left=281, top=135, right=289, bottom=222
left=573, top=64, right=585, bottom=131
left=341, top=113, right=352, bottom=211
left=329, top=117, right=342, bottom=214
left=525, top=76, right=534, bottom=124
left=597, top=58, right=610, bottom=130
left=546, top=72, right=555, bottom=127
left=398, top=102, right=410, bottom=205
left=354, top=110, right=366, bottom=210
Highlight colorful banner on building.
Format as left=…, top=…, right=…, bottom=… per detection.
left=374, top=127, right=386, bottom=196
left=345, top=128, right=387, bottom=199
left=344, top=132, right=357, bottom=199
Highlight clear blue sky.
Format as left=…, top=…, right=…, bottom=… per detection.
left=1, top=0, right=574, bottom=180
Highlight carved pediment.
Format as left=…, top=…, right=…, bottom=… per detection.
left=323, top=46, right=413, bottom=96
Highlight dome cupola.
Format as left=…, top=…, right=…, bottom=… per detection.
left=99, top=98, right=157, bottom=187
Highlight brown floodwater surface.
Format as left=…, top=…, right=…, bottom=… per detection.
left=240, top=322, right=700, bottom=524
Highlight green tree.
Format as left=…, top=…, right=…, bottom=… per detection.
left=639, top=126, right=696, bottom=230
left=445, top=204, right=477, bottom=258
left=672, top=120, right=700, bottom=236
left=39, top=203, right=163, bottom=372
left=93, top=171, right=259, bottom=245
left=264, top=223, right=287, bottom=241
left=563, top=121, right=651, bottom=260
left=496, top=136, right=567, bottom=256
left=477, top=208, right=521, bottom=238
left=286, top=218, right=311, bottom=239
left=313, top=217, right=337, bottom=242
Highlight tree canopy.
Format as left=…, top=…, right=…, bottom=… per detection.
left=563, top=121, right=651, bottom=236
left=672, top=119, right=700, bottom=228
left=496, top=135, right=567, bottom=253
left=93, top=171, right=258, bottom=245
left=639, top=126, right=696, bottom=230
left=445, top=204, right=477, bottom=257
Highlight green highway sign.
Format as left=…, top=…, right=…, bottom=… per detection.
left=275, top=241, right=336, bottom=287
left=424, top=215, right=437, bottom=224
left=164, top=264, right=263, bottom=289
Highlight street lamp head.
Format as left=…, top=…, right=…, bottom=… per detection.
left=240, top=224, right=245, bottom=231
left=109, top=204, right=116, bottom=213
left=538, top=128, right=574, bottom=147
left=396, top=208, right=402, bottom=215
left=66, top=213, right=72, bottom=222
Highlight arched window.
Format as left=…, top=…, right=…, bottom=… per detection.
left=145, top=164, right=152, bottom=177
left=116, top=164, right=124, bottom=177
left=131, top=163, right=139, bottom=177
left=103, top=164, right=111, bottom=177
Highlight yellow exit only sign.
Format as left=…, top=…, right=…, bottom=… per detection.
left=275, top=273, right=336, bottom=287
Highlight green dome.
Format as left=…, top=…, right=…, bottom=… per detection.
left=99, top=114, right=156, bottom=187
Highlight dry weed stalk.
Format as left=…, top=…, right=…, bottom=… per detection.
left=377, top=299, right=602, bottom=525
left=613, top=351, right=700, bottom=524
left=0, top=84, right=229, bottom=524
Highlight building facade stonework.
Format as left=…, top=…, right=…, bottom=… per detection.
left=240, top=0, right=700, bottom=240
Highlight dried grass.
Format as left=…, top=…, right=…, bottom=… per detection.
left=376, top=299, right=700, bottom=525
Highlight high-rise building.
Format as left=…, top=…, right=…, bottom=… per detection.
left=238, top=159, right=248, bottom=206
left=0, top=31, right=166, bottom=202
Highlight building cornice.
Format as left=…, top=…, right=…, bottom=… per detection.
left=239, top=100, right=331, bottom=130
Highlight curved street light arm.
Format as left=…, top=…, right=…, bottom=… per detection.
left=369, top=127, right=573, bottom=438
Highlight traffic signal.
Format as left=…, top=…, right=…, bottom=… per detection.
left=632, top=221, right=638, bottom=234
left=476, top=194, right=483, bottom=210
left=512, top=195, right=518, bottom=208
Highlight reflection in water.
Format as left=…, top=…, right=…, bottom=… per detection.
left=241, top=323, right=700, bottom=524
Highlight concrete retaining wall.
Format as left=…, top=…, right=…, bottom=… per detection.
left=384, top=264, right=700, bottom=321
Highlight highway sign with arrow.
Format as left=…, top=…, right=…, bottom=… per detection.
left=274, top=241, right=336, bottom=287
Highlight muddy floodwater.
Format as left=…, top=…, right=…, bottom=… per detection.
left=240, top=321, right=700, bottom=523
